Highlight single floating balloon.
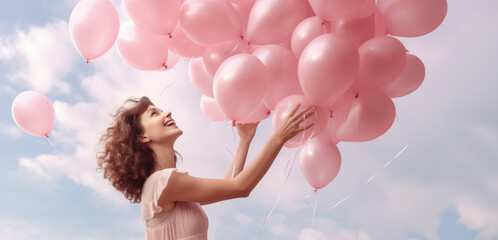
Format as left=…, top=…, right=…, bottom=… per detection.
left=12, top=91, right=55, bottom=137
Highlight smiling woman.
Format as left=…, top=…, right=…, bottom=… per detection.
left=97, top=96, right=315, bottom=240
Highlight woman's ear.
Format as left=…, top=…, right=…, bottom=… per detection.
left=140, top=135, right=150, bottom=143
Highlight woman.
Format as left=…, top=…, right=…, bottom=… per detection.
left=97, top=96, right=315, bottom=240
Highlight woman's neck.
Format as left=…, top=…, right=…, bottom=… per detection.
left=151, top=144, right=176, bottom=171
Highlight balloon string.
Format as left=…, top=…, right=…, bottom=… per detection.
left=230, top=122, right=237, bottom=179
left=159, top=72, right=177, bottom=100
left=45, top=134, right=57, bottom=152
left=332, top=144, right=409, bottom=209
left=304, top=189, right=318, bottom=240
left=257, top=108, right=318, bottom=240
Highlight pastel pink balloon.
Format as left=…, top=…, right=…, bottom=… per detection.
left=252, top=45, right=299, bottom=110
left=272, top=95, right=328, bottom=144
left=12, top=91, right=55, bottom=137
left=376, top=0, right=395, bottom=14
left=69, top=0, right=119, bottom=61
left=116, top=22, right=169, bottom=71
left=232, top=3, right=253, bottom=37
left=383, top=54, right=425, bottom=98
left=334, top=0, right=376, bottom=47
left=291, top=16, right=329, bottom=59
left=384, top=0, right=448, bottom=37
left=228, top=0, right=255, bottom=5
left=336, top=91, right=395, bottom=142
left=356, top=36, right=407, bottom=91
left=123, top=0, right=180, bottom=35
left=179, top=0, right=242, bottom=45
left=239, top=103, right=271, bottom=124
left=375, top=7, right=387, bottom=36
left=247, top=0, right=308, bottom=45
left=156, top=50, right=179, bottom=71
left=168, top=24, right=206, bottom=58
left=188, top=58, right=214, bottom=97
left=213, top=54, right=268, bottom=121
left=202, top=39, right=251, bottom=79
left=200, top=95, right=225, bottom=122
left=298, top=34, right=359, bottom=105
left=327, top=92, right=354, bottom=143
left=334, top=12, right=375, bottom=47
left=299, top=140, right=341, bottom=189
left=308, top=0, right=362, bottom=21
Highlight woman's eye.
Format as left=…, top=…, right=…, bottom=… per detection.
left=151, top=112, right=157, bottom=116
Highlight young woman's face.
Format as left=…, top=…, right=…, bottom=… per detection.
left=139, top=105, right=183, bottom=145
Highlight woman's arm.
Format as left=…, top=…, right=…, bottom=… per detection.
left=223, top=122, right=258, bottom=180
left=158, top=105, right=315, bottom=206
left=223, top=137, right=251, bottom=180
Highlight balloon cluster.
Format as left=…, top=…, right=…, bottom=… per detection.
left=68, top=0, right=447, bottom=190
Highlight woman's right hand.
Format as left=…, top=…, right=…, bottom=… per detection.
left=273, top=104, right=316, bottom=144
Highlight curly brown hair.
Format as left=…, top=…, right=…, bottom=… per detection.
left=97, top=96, right=179, bottom=203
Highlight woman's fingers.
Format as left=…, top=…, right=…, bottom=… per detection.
left=288, top=104, right=301, bottom=117
left=292, top=106, right=314, bottom=120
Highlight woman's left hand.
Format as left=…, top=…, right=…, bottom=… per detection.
left=237, top=122, right=259, bottom=141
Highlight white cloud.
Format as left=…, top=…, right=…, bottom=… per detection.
left=456, top=199, right=498, bottom=240
left=0, top=123, right=23, bottom=139
left=0, top=217, right=142, bottom=240
left=0, top=20, right=78, bottom=94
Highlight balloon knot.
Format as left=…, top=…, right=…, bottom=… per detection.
left=86, top=59, right=89, bottom=64
left=354, top=94, right=359, bottom=99
left=240, top=35, right=244, bottom=40
left=232, top=120, right=236, bottom=127
left=163, top=63, right=168, bottom=69
left=247, top=41, right=252, bottom=46
left=329, top=112, right=334, bottom=118
left=314, top=189, right=318, bottom=192
left=168, top=33, right=173, bottom=38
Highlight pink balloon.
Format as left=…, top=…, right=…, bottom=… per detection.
left=179, top=0, right=242, bottom=45
left=272, top=95, right=328, bottom=144
left=383, top=54, right=425, bottom=98
left=12, top=91, right=55, bottom=137
left=228, top=0, right=255, bottom=5
left=200, top=95, right=225, bottom=122
left=376, top=0, right=395, bottom=14
left=116, top=22, right=169, bottom=71
left=213, top=54, right=268, bottom=121
left=298, top=34, right=359, bottom=105
left=336, top=91, right=395, bottom=142
left=384, top=0, right=448, bottom=37
left=168, top=24, right=206, bottom=58
left=308, top=0, right=362, bottom=21
left=232, top=3, right=253, bottom=37
left=156, top=50, right=179, bottom=71
left=299, top=140, right=341, bottom=189
left=202, top=39, right=251, bottom=79
left=188, top=58, right=214, bottom=98
left=375, top=7, right=387, bottom=36
left=247, top=0, right=308, bottom=45
left=69, top=0, right=119, bottom=61
left=239, top=103, right=271, bottom=124
left=327, top=92, right=354, bottom=143
left=334, top=10, right=375, bottom=47
left=123, top=0, right=180, bottom=35
left=252, top=45, right=299, bottom=110
left=291, top=16, right=330, bottom=59
left=355, top=36, right=407, bottom=91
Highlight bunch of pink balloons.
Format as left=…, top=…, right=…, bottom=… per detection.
left=68, top=0, right=447, bottom=189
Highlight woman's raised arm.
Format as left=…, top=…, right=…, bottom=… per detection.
left=159, top=105, right=315, bottom=205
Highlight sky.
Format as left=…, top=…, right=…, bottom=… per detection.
left=0, top=0, right=497, bottom=239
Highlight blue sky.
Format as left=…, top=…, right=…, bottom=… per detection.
left=1, top=0, right=497, bottom=239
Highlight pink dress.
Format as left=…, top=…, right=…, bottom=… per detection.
left=141, top=168, right=209, bottom=240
